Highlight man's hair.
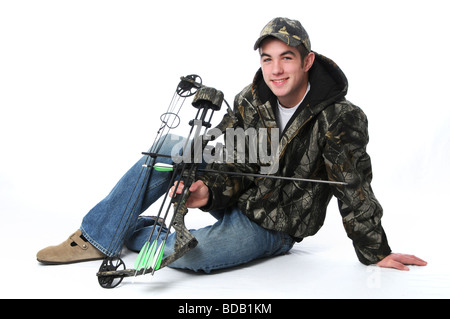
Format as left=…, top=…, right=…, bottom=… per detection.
left=296, top=44, right=310, bottom=65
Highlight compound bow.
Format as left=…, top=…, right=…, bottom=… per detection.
left=96, top=75, right=227, bottom=288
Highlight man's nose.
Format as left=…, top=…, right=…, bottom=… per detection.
left=272, top=60, right=283, bottom=75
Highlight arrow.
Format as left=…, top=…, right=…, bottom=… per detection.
left=151, top=241, right=166, bottom=274
left=132, top=239, right=166, bottom=278
left=144, top=163, right=348, bottom=186
left=134, top=240, right=157, bottom=271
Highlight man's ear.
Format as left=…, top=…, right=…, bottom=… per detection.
left=304, top=52, right=315, bottom=72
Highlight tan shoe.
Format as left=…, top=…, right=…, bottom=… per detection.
left=37, top=230, right=106, bottom=265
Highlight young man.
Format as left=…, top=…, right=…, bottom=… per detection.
left=37, top=17, right=426, bottom=272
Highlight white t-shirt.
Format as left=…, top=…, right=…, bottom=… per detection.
left=276, top=82, right=311, bottom=133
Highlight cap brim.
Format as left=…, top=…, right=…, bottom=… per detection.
left=254, top=35, right=269, bottom=50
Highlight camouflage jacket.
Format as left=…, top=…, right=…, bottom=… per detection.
left=200, top=53, right=392, bottom=265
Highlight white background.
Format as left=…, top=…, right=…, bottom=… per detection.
left=1, top=0, right=449, bottom=298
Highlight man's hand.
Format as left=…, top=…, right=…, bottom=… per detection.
left=169, top=180, right=210, bottom=208
left=377, top=253, right=427, bottom=271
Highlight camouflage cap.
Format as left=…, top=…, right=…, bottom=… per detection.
left=254, top=17, right=311, bottom=52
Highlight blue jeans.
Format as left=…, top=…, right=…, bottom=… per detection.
left=80, top=134, right=294, bottom=273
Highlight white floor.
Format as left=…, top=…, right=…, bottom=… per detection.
left=2, top=191, right=449, bottom=299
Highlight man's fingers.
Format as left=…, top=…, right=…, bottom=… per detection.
left=169, top=181, right=185, bottom=197
left=189, top=180, right=204, bottom=192
left=391, top=260, right=410, bottom=271
left=377, top=253, right=427, bottom=271
left=378, top=258, right=409, bottom=271
left=398, top=254, right=428, bottom=266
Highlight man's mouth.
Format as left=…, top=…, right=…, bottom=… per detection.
left=272, top=78, right=288, bottom=86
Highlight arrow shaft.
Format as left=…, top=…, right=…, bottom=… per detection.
left=200, top=168, right=348, bottom=185
left=147, top=163, right=347, bottom=186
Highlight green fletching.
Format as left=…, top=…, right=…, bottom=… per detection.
left=134, top=241, right=149, bottom=269
left=154, top=163, right=173, bottom=172
left=152, top=241, right=166, bottom=271
left=134, top=240, right=157, bottom=270
left=134, top=239, right=165, bottom=273
left=155, top=167, right=173, bottom=172
left=143, top=240, right=157, bottom=269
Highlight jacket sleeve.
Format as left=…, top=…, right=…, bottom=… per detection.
left=323, top=105, right=392, bottom=265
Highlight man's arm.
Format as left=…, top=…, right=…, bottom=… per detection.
left=323, top=103, right=426, bottom=269
left=323, top=105, right=392, bottom=265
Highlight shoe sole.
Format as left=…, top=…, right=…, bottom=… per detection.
left=37, top=257, right=105, bottom=265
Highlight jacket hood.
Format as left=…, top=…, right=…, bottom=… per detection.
left=252, top=52, right=349, bottom=116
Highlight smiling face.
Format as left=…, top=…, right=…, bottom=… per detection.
left=260, top=37, right=315, bottom=108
